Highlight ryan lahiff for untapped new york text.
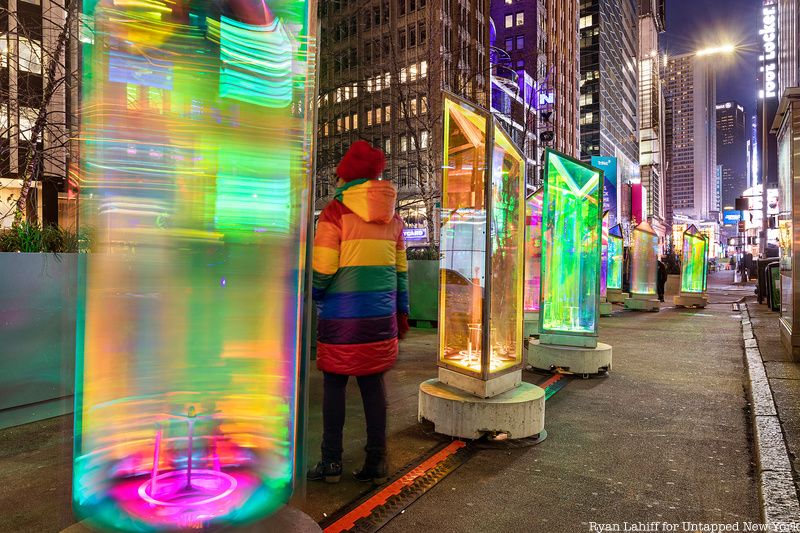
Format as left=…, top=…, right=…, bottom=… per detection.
left=589, top=522, right=800, bottom=532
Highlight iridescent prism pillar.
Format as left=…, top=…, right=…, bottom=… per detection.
left=419, top=94, right=545, bottom=440
left=606, top=224, right=627, bottom=303
left=73, top=0, right=317, bottom=530
left=523, top=188, right=544, bottom=337
left=599, top=211, right=613, bottom=316
left=625, top=221, right=662, bottom=311
left=674, top=225, right=709, bottom=308
left=528, top=150, right=612, bottom=377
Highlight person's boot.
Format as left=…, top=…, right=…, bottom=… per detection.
left=353, top=456, right=388, bottom=484
left=307, top=460, right=342, bottom=483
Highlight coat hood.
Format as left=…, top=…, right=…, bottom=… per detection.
left=335, top=178, right=397, bottom=224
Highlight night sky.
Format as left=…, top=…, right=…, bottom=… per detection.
left=660, top=0, right=761, bottom=120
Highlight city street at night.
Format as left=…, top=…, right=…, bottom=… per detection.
left=2, top=0, right=800, bottom=531
left=3, top=274, right=799, bottom=531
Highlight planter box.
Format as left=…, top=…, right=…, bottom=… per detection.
left=0, top=253, right=78, bottom=429
left=408, top=260, right=439, bottom=325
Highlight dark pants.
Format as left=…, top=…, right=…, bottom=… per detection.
left=657, top=280, right=666, bottom=301
left=321, top=372, right=387, bottom=465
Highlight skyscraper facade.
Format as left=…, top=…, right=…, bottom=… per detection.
left=490, top=0, right=546, bottom=187
left=544, top=0, right=580, bottom=158
left=777, top=0, right=799, bottom=97
left=579, top=0, right=639, bottom=171
left=637, top=0, right=666, bottom=234
left=0, top=0, right=77, bottom=228
left=315, top=0, right=491, bottom=243
left=664, top=52, right=717, bottom=221
left=715, top=101, right=748, bottom=210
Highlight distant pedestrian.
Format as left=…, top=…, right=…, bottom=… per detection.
left=657, top=258, right=667, bottom=302
left=308, top=141, right=409, bottom=485
left=729, top=256, right=736, bottom=271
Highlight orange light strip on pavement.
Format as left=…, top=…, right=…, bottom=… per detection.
left=323, top=440, right=467, bottom=533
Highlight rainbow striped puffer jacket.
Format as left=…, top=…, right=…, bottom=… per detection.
left=312, top=178, right=408, bottom=376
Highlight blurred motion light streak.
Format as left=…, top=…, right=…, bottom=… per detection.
left=73, top=0, right=316, bottom=530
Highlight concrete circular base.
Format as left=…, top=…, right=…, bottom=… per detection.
left=418, top=379, right=545, bottom=440
left=624, top=296, right=661, bottom=312
left=527, top=339, right=612, bottom=377
left=674, top=293, right=708, bottom=308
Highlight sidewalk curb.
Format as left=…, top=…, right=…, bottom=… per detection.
left=738, top=303, right=800, bottom=524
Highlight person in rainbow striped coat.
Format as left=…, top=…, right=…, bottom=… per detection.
left=308, top=141, right=409, bottom=485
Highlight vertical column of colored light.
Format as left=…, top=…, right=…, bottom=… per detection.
left=607, top=225, right=623, bottom=290
left=540, top=151, right=601, bottom=335
left=74, top=0, right=316, bottom=530
left=600, top=211, right=609, bottom=298
left=524, top=189, right=543, bottom=313
left=488, top=126, right=525, bottom=372
left=438, top=97, right=488, bottom=375
left=630, top=222, right=658, bottom=295
left=681, top=228, right=708, bottom=293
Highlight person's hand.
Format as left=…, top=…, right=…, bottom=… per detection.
left=397, top=313, right=410, bottom=340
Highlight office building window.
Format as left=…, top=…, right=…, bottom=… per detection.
left=504, top=14, right=513, bottom=28
left=505, top=38, right=513, bottom=51
left=19, top=38, right=43, bottom=74
left=516, top=35, right=523, bottom=49
left=515, top=12, right=523, bottom=26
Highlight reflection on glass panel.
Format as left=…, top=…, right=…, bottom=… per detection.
left=18, top=38, right=43, bottom=74
left=600, top=211, right=609, bottom=298
left=607, top=224, right=623, bottom=290
left=630, top=221, right=659, bottom=295
left=777, top=112, right=795, bottom=323
left=488, top=126, right=525, bottom=372
left=74, top=0, right=315, bottom=529
left=439, top=97, right=488, bottom=374
left=680, top=225, right=708, bottom=293
left=524, top=188, right=543, bottom=312
left=540, top=150, right=602, bottom=336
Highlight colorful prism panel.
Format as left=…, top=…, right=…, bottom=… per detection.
left=681, top=225, right=709, bottom=293
left=600, top=211, right=609, bottom=299
left=540, top=150, right=602, bottom=336
left=607, top=224, right=624, bottom=291
left=73, top=0, right=316, bottom=530
left=524, top=189, right=543, bottom=313
left=630, top=221, right=660, bottom=295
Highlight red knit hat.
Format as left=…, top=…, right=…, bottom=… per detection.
left=336, top=141, right=386, bottom=182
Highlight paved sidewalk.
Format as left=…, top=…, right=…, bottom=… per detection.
left=747, top=296, right=800, bottom=498
left=0, top=272, right=766, bottom=532
left=383, top=272, right=760, bottom=532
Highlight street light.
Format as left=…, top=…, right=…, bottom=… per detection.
left=695, top=43, right=736, bottom=57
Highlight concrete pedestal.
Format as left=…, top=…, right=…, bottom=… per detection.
left=625, top=293, right=660, bottom=312
left=523, top=312, right=540, bottom=337
left=674, top=292, right=708, bottom=308
left=599, top=300, right=613, bottom=316
left=527, top=339, right=612, bottom=376
left=418, top=376, right=545, bottom=440
left=62, top=506, right=322, bottom=533
left=606, top=288, right=628, bottom=304
left=438, top=367, right=520, bottom=398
